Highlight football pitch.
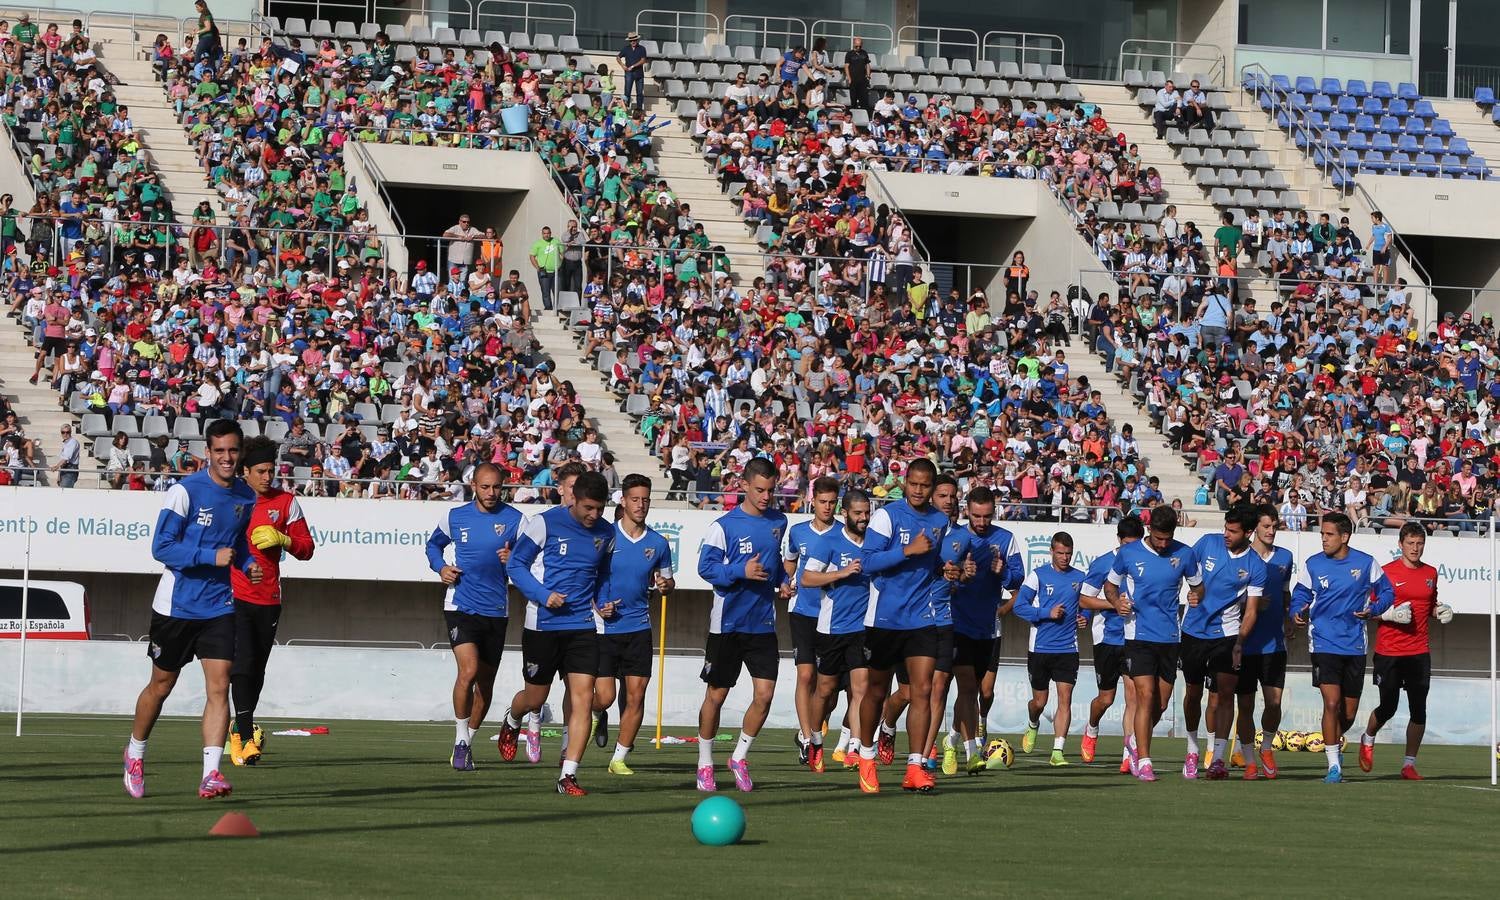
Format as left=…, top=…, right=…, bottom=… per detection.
left=2, top=715, right=1496, bottom=898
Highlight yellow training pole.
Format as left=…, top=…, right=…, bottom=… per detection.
left=654, top=590, right=668, bottom=748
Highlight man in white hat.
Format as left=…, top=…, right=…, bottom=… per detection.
left=617, top=31, right=647, bottom=109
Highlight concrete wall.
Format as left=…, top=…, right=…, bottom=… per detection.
left=1177, top=0, right=1239, bottom=83
left=1360, top=174, right=1500, bottom=238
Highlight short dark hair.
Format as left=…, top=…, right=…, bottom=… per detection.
left=621, top=472, right=652, bottom=494
left=1397, top=521, right=1428, bottom=542
left=907, top=458, right=938, bottom=481
left=843, top=489, right=871, bottom=508
left=1051, top=531, right=1074, bottom=549
left=239, top=435, right=278, bottom=469
left=1226, top=503, right=1260, bottom=532
left=204, top=419, right=243, bottom=445
left=1148, top=505, right=1178, bottom=533
left=1117, top=516, right=1145, bottom=540
left=812, top=475, right=840, bottom=497
left=1323, top=511, right=1353, bottom=536
left=574, top=471, right=608, bottom=504
left=744, top=457, right=776, bottom=483
left=1256, top=503, right=1279, bottom=526
left=966, top=485, right=995, bottom=507
left=556, top=461, right=587, bottom=484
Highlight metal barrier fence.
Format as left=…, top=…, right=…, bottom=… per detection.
left=981, top=30, right=1066, bottom=71
left=633, top=9, right=719, bottom=47
left=723, top=15, right=806, bottom=52
left=897, top=25, right=979, bottom=66
left=1117, top=38, right=1227, bottom=88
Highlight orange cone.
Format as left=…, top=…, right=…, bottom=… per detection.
left=210, top=812, right=260, bottom=837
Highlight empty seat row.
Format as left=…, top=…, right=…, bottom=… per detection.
left=1347, top=151, right=1490, bottom=177
left=1206, top=187, right=1304, bottom=210
left=1124, top=69, right=1221, bottom=91
left=650, top=40, right=1067, bottom=81
left=1166, top=127, right=1259, bottom=150
left=1194, top=168, right=1290, bottom=190
left=1248, top=74, right=1420, bottom=103
left=1295, top=112, right=1456, bottom=138
left=1091, top=201, right=1167, bottom=223
left=1322, top=131, right=1467, bottom=155
left=1179, top=147, right=1275, bottom=169
left=272, top=18, right=581, bottom=53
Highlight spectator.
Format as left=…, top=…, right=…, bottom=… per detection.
left=442, top=213, right=481, bottom=277
left=1152, top=79, right=1182, bottom=139
left=617, top=31, right=647, bottom=109
left=843, top=36, right=872, bottom=113
left=529, top=225, right=561, bottom=310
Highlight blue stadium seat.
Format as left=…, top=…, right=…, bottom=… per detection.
left=1467, top=156, right=1491, bottom=177
left=1372, top=81, right=1393, bottom=100
left=1272, top=74, right=1292, bottom=92
left=1449, top=136, right=1473, bottom=157
left=1294, top=75, right=1317, bottom=96
left=1413, top=153, right=1439, bottom=175
left=1398, top=82, right=1419, bottom=101
left=1348, top=131, right=1371, bottom=152
left=1440, top=154, right=1465, bottom=175
left=1404, top=118, right=1428, bottom=137
left=1345, top=79, right=1369, bottom=99
left=1276, top=110, right=1293, bottom=129
left=1422, top=135, right=1446, bottom=154
left=1360, top=151, right=1387, bottom=173
left=1311, top=93, right=1333, bottom=114
left=1413, top=99, right=1436, bottom=118
left=1353, top=114, right=1376, bottom=134
left=1387, top=151, right=1411, bottom=173
left=1432, top=118, right=1455, bottom=137
left=1328, top=112, right=1351, bottom=133
left=1493, top=106, right=1500, bottom=124
left=1289, top=93, right=1308, bottom=111
left=1372, top=132, right=1395, bottom=153
left=1396, top=134, right=1419, bottom=154
left=1378, top=115, right=1402, bottom=134
left=1476, top=86, right=1496, bottom=107
left=1387, top=97, right=1409, bottom=117
left=1336, top=94, right=1358, bottom=115
left=1340, top=149, right=1361, bottom=168
left=1320, top=77, right=1342, bottom=97
left=1333, top=169, right=1355, bottom=189
left=1361, top=97, right=1384, bottom=116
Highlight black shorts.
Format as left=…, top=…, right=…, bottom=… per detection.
left=1373, top=652, right=1431, bottom=694
left=1311, top=652, right=1367, bottom=698
left=444, top=611, right=508, bottom=667
left=1235, top=650, right=1288, bottom=695
left=521, top=628, right=597, bottom=685
left=701, top=631, right=780, bottom=688
left=867, top=625, right=939, bottom=675
left=597, top=629, right=653, bottom=678
left=1093, top=642, right=1125, bottom=691
left=1373, top=248, right=1391, bottom=266
left=814, top=631, right=867, bottom=677
left=1180, top=634, right=1239, bottom=689
left=1123, top=639, right=1179, bottom=683
left=40, top=335, right=66, bottom=358
left=231, top=600, right=281, bottom=678
left=987, top=638, right=1002, bottom=673
left=147, top=612, right=235, bottom=672
left=953, top=633, right=997, bottom=671
left=1028, top=652, right=1080, bottom=690
left=790, top=612, right=819, bottom=667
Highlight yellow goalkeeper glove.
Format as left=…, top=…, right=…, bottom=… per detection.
left=250, top=525, right=292, bottom=551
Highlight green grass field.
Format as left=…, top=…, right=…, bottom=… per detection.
left=2, top=715, right=1496, bottom=898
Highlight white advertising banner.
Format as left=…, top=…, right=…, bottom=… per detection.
left=2, top=488, right=1499, bottom=612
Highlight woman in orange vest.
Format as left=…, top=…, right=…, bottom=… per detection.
left=1003, top=251, right=1030, bottom=302
left=479, top=226, right=503, bottom=273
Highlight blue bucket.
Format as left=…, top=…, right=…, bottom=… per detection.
left=500, top=104, right=531, bottom=135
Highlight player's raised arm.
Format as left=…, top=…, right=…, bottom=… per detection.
left=153, top=483, right=223, bottom=568
left=506, top=514, right=552, bottom=605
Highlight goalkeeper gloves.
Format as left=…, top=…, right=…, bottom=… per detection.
left=1435, top=602, right=1454, bottom=624
left=250, top=525, right=292, bottom=551
left=1378, top=604, right=1413, bottom=624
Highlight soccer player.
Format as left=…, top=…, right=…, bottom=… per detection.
left=1079, top=516, right=1143, bottom=772
left=498, top=472, right=615, bottom=795
left=785, top=476, right=840, bottom=766
left=1235, top=503, right=1294, bottom=779
left=1181, top=504, right=1266, bottom=780
left=943, top=486, right=1023, bottom=774
left=800, top=490, right=874, bottom=780
left=1358, top=522, right=1453, bottom=779
left=593, top=473, right=673, bottom=776
left=1105, top=505, right=1204, bottom=782
left=228, top=436, right=316, bottom=767
left=695, top=457, right=789, bottom=791
left=1290, top=511, right=1400, bottom=783
left=123, top=420, right=256, bottom=799
left=1013, top=532, right=1085, bottom=767
left=880, top=473, right=960, bottom=773
left=859, top=458, right=950, bottom=794
left=425, top=462, right=523, bottom=771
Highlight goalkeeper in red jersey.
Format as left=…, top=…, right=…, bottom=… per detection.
left=1357, top=522, right=1452, bottom=780
left=227, top=437, right=316, bottom=765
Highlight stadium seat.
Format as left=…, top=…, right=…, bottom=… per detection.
left=1311, top=93, right=1333, bottom=114
left=1441, top=153, right=1465, bottom=175
left=1387, top=98, right=1409, bottom=118
left=1294, top=75, right=1317, bottom=96
left=1372, top=81, right=1393, bottom=100
left=1397, top=134, right=1419, bottom=154
left=1347, top=132, right=1371, bottom=152
left=1271, top=74, right=1292, bottom=93
left=1387, top=151, right=1411, bottom=173
left=1450, top=137, right=1473, bottom=157
left=1372, top=133, right=1396, bottom=153
left=1378, top=115, right=1402, bottom=135
left=282, top=17, right=308, bottom=38
left=1413, top=99, right=1436, bottom=119
left=1414, top=153, right=1439, bottom=175
left=1362, top=97, right=1384, bottom=116
left=1328, top=112, right=1351, bottom=133
left=1404, top=118, right=1427, bottom=137
left=1336, top=95, right=1358, bottom=115
left=1345, top=79, right=1368, bottom=99
left=1398, top=82, right=1419, bottom=101
left=1477, top=86, right=1497, bottom=107
left=1124, top=68, right=1146, bottom=88
left=1432, top=118, right=1455, bottom=137
left=1320, top=77, right=1342, bottom=97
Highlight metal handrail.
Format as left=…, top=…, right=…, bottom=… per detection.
left=632, top=9, right=719, bottom=47
left=1118, top=38, right=1225, bottom=88
left=0, top=6, right=86, bottom=26
left=474, top=0, right=576, bottom=38
left=723, top=15, right=807, bottom=52
left=980, top=30, right=1066, bottom=69
left=82, top=11, right=180, bottom=51
left=347, top=139, right=404, bottom=237
left=896, top=24, right=979, bottom=64
left=809, top=19, right=893, bottom=56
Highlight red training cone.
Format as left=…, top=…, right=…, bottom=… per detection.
left=210, top=812, right=260, bottom=837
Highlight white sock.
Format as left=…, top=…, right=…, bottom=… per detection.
left=505, top=711, right=521, bottom=729
left=127, top=736, right=147, bottom=761
left=203, top=746, right=223, bottom=779
left=697, top=738, right=714, bottom=768
left=1084, top=724, right=1099, bottom=738
left=964, top=738, right=978, bottom=760
left=1139, top=756, right=1153, bottom=770
left=1028, top=718, right=1040, bottom=730
left=1403, top=754, right=1417, bottom=767
left=1186, top=731, right=1200, bottom=755
left=731, top=730, right=754, bottom=762
left=455, top=718, right=471, bottom=744
left=858, top=742, right=876, bottom=760
left=947, top=727, right=960, bottom=746
left=527, top=710, right=540, bottom=730
left=809, top=730, right=823, bottom=747
left=1326, top=746, right=1341, bottom=769
left=907, top=752, right=924, bottom=766
left=1361, top=731, right=1375, bottom=746
left=835, top=727, right=852, bottom=752
left=879, top=720, right=896, bottom=737
left=613, top=742, right=629, bottom=763
left=1053, top=736, right=1065, bottom=751
left=561, top=759, right=578, bottom=777
left=1213, top=738, right=1228, bottom=762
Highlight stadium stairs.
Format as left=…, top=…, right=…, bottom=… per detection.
left=0, top=323, right=98, bottom=484
left=97, top=44, right=223, bottom=224
left=1429, top=98, right=1500, bottom=171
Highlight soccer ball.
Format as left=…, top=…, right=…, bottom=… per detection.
left=985, top=738, right=1014, bottom=769
left=1285, top=731, right=1308, bottom=751
left=1255, top=730, right=1264, bottom=748
left=1305, top=732, right=1326, bottom=752
left=1271, top=731, right=1289, bottom=751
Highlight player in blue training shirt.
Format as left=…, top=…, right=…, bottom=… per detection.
left=591, top=473, right=673, bottom=777
left=800, top=490, right=874, bottom=785
left=883, top=474, right=963, bottom=775
left=1105, top=505, right=1204, bottom=782
left=1290, top=511, right=1400, bottom=783
left=784, top=476, right=840, bottom=768
left=124, top=420, right=257, bottom=801
left=1014, top=532, right=1086, bottom=767
left=1236, top=503, right=1295, bottom=780
left=858, top=458, right=950, bottom=794
left=1080, top=516, right=1144, bottom=772
left=1181, top=504, right=1267, bottom=781
left=497, top=472, right=615, bottom=796
left=425, top=463, right=524, bottom=772
left=695, top=457, right=790, bottom=793
left=942, top=485, right=1023, bottom=774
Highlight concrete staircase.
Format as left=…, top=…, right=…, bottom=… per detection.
left=96, top=45, right=221, bottom=224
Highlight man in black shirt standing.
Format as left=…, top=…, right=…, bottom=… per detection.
left=618, top=32, right=648, bottom=109
left=843, top=36, right=872, bottom=113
